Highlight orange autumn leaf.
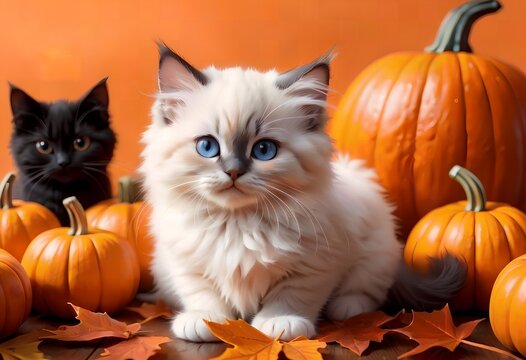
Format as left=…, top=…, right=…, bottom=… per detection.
left=205, top=319, right=327, bottom=360
left=392, top=304, right=522, bottom=359
left=282, top=336, right=326, bottom=360
left=41, top=303, right=141, bottom=342
left=205, top=319, right=282, bottom=360
left=317, top=311, right=396, bottom=356
left=126, top=301, right=173, bottom=324
left=0, top=330, right=47, bottom=360
left=97, top=336, right=172, bottom=360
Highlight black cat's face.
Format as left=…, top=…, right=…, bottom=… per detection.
left=9, top=78, right=116, bottom=184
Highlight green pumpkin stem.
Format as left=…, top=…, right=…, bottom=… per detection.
left=426, top=0, right=501, bottom=53
left=0, top=173, right=15, bottom=209
left=118, top=176, right=133, bottom=203
left=449, top=165, right=487, bottom=212
left=63, top=197, right=89, bottom=235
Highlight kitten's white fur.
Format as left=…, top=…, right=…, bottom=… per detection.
left=140, top=56, right=401, bottom=342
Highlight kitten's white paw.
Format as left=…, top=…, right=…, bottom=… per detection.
left=326, top=293, right=378, bottom=321
left=251, top=315, right=315, bottom=341
left=171, top=312, right=225, bottom=342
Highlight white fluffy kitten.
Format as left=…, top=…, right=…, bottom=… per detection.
left=140, top=46, right=464, bottom=342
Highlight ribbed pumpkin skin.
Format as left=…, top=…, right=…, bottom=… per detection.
left=489, top=255, right=526, bottom=357
left=21, top=228, right=140, bottom=318
left=0, top=249, right=32, bottom=339
left=0, top=200, right=60, bottom=261
left=330, top=52, right=526, bottom=239
left=405, top=201, right=526, bottom=311
left=86, top=200, right=154, bottom=292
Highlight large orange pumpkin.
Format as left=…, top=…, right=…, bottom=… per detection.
left=404, top=166, right=526, bottom=311
left=0, top=172, right=60, bottom=260
left=86, top=176, right=154, bottom=292
left=21, top=196, right=140, bottom=318
left=489, top=254, right=526, bottom=357
left=0, top=249, right=32, bottom=339
left=329, top=0, right=526, bottom=239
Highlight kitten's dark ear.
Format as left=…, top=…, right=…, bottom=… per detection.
left=9, top=84, right=45, bottom=132
left=10, top=84, right=42, bottom=117
left=78, top=77, right=110, bottom=127
left=158, top=43, right=208, bottom=92
left=79, top=77, right=109, bottom=109
left=275, top=50, right=334, bottom=130
left=275, top=50, right=334, bottom=103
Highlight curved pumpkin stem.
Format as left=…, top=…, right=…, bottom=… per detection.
left=449, top=165, right=487, bottom=212
left=63, top=196, right=89, bottom=235
left=0, top=173, right=15, bottom=209
left=426, top=0, right=501, bottom=53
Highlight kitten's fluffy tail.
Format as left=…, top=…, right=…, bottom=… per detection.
left=386, top=254, right=467, bottom=312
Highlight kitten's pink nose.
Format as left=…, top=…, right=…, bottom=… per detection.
left=225, top=169, right=244, bottom=181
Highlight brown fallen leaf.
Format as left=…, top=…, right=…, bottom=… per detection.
left=97, top=336, right=172, bottom=360
left=0, top=330, right=46, bottom=360
left=282, top=336, right=326, bottom=360
left=125, top=301, right=173, bottom=324
left=41, top=303, right=141, bottom=342
left=392, top=304, right=522, bottom=360
left=317, top=311, right=396, bottom=356
left=205, top=319, right=327, bottom=360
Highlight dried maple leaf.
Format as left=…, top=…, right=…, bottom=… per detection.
left=205, top=319, right=282, bottom=360
left=97, top=336, right=172, bottom=360
left=41, top=303, right=141, bottom=342
left=0, top=330, right=46, bottom=360
left=316, top=311, right=396, bottom=356
left=392, top=304, right=522, bottom=360
left=125, top=301, right=173, bottom=324
left=205, top=319, right=328, bottom=360
left=282, top=336, right=326, bottom=360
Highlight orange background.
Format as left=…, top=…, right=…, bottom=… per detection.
left=1, top=0, right=525, bottom=191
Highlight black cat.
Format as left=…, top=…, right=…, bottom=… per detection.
left=9, top=78, right=117, bottom=225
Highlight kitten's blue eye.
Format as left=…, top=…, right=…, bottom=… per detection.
left=252, top=140, right=278, bottom=161
left=196, top=136, right=220, bottom=158
left=36, top=140, right=53, bottom=155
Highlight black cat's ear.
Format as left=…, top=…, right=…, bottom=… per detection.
left=158, top=43, right=208, bottom=93
left=77, top=77, right=110, bottom=127
left=79, top=77, right=109, bottom=109
left=275, top=50, right=333, bottom=102
left=9, top=84, right=45, bottom=131
left=10, top=84, right=42, bottom=117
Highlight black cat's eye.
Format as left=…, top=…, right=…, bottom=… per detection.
left=251, top=139, right=278, bottom=161
left=196, top=136, right=220, bottom=158
left=35, top=140, right=53, bottom=155
left=73, top=136, right=91, bottom=152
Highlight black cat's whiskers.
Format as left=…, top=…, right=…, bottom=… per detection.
left=12, top=126, right=48, bottom=139
left=81, top=169, right=111, bottom=197
left=83, top=165, right=110, bottom=178
left=13, top=111, right=49, bottom=131
left=25, top=170, right=51, bottom=200
left=75, top=105, right=107, bottom=124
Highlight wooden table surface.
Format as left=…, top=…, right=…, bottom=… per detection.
left=12, top=303, right=525, bottom=360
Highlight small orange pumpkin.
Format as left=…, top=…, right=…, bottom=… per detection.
left=0, top=249, right=32, bottom=339
left=404, top=165, right=526, bottom=311
left=489, top=254, right=526, bottom=357
left=0, top=172, right=60, bottom=260
left=86, top=176, right=154, bottom=292
left=329, top=0, right=526, bottom=239
left=21, top=196, right=140, bottom=318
